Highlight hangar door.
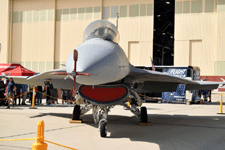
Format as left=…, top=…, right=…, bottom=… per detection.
left=128, top=41, right=139, bottom=66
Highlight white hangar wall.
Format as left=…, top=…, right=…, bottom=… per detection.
left=0, top=0, right=225, bottom=76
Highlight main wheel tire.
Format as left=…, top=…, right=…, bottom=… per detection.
left=72, top=105, right=81, bottom=120
left=140, top=107, right=148, bottom=123
left=100, top=121, right=107, bottom=137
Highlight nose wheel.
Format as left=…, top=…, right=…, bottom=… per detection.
left=97, top=107, right=108, bottom=137
left=99, top=120, right=107, bottom=137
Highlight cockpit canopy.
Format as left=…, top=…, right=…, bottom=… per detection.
left=84, top=20, right=120, bottom=43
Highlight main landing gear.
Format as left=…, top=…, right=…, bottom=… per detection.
left=140, top=106, right=148, bottom=123
left=72, top=105, right=81, bottom=120
left=72, top=95, right=92, bottom=121
left=123, top=89, right=148, bottom=123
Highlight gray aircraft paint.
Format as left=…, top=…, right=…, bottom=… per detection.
left=66, top=38, right=129, bottom=85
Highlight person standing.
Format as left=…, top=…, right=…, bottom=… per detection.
left=208, top=90, right=212, bottom=103
left=49, top=80, right=54, bottom=106
left=51, top=88, right=58, bottom=105
left=0, top=80, right=6, bottom=106
left=6, top=78, right=15, bottom=109
left=62, top=89, right=69, bottom=105
left=29, top=86, right=33, bottom=104
left=14, top=84, right=22, bottom=105
left=195, top=90, right=202, bottom=104
left=202, top=90, right=209, bottom=103
left=36, top=86, right=43, bottom=105
left=21, top=84, right=28, bottom=105
left=44, top=81, right=50, bottom=105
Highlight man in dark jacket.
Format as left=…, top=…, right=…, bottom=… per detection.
left=14, top=84, right=22, bottom=105
left=36, top=86, right=43, bottom=105
left=6, top=78, right=15, bottom=109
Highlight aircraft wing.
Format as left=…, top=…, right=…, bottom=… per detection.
left=7, top=68, right=74, bottom=89
left=125, top=65, right=225, bottom=92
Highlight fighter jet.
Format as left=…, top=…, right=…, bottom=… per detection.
left=9, top=20, right=225, bottom=137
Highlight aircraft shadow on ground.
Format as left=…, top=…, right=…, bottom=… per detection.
left=30, top=112, right=72, bottom=119
left=30, top=112, right=225, bottom=150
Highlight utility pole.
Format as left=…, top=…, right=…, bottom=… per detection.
left=116, top=13, right=119, bottom=29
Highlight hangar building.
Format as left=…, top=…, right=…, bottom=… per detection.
left=0, top=0, right=225, bottom=77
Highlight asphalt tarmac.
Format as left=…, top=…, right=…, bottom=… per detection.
left=0, top=91, right=225, bottom=150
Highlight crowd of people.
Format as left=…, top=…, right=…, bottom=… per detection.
left=0, top=78, right=75, bottom=109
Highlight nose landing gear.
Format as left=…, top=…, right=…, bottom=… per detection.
left=95, top=107, right=109, bottom=137
left=99, top=119, right=107, bottom=137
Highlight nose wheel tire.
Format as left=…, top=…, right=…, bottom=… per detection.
left=72, top=105, right=81, bottom=120
left=100, top=121, right=107, bottom=137
left=140, top=107, right=148, bottom=123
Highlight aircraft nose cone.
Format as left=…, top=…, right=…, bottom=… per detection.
left=66, top=38, right=129, bottom=85
left=66, top=39, right=115, bottom=73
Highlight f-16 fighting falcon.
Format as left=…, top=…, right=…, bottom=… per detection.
left=8, top=20, right=225, bottom=137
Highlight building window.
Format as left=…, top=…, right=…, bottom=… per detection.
left=33, top=10, right=40, bottom=22
left=13, top=12, right=19, bottom=23
left=218, top=0, right=225, bottom=12
left=27, top=11, right=32, bottom=22
left=20, top=11, right=26, bottom=23
left=86, top=7, right=93, bottom=20
left=120, top=5, right=127, bottom=18
left=70, top=8, right=77, bottom=20
left=48, top=9, right=54, bottom=21
left=175, top=2, right=182, bottom=14
left=183, top=1, right=190, bottom=14
left=129, top=4, right=139, bottom=17
left=63, top=9, right=69, bottom=21
left=111, top=6, right=118, bottom=18
left=191, top=0, right=202, bottom=13
left=94, top=7, right=101, bottom=19
left=78, top=8, right=85, bottom=20
left=140, top=4, right=146, bottom=16
left=103, top=7, right=110, bottom=19
left=147, top=4, right=153, bottom=16
left=40, top=10, right=46, bottom=22
left=205, top=0, right=214, bottom=13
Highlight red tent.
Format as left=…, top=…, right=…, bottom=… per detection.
left=0, top=63, right=35, bottom=76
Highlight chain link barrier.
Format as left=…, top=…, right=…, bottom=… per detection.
left=0, top=138, right=36, bottom=142
left=0, top=120, right=78, bottom=150
left=0, top=138, right=78, bottom=150
left=44, top=140, right=78, bottom=150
